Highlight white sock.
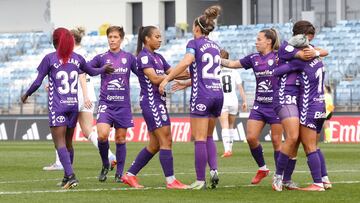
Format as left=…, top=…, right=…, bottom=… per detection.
left=322, top=176, right=330, bottom=182
left=314, top=182, right=324, bottom=188
left=55, top=150, right=62, bottom=166
left=210, top=169, right=218, bottom=176
left=166, top=175, right=176, bottom=184
left=87, top=131, right=99, bottom=149
left=229, top=129, right=236, bottom=152
left=108, top=151, right=116, bottom=161
left=259, top=165, right=268, bottom=170
left=221, top=129, right=230, bottom=152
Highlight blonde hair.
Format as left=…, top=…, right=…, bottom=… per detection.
left=195, top=5, right=221, bottom=35
left=71, top=27, right=86, bottom=45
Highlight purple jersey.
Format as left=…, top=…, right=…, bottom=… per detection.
left=277, top=41, right=301, bottom=86
left=240, top=51, right=277, bottom=104
left=187, top=36, right=222, bottom=97
left=137, top=47, right=170, bottom=103
left=87, top=50, right=137, bottom=107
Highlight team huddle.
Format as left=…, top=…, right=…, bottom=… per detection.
left=21, top=5, right=331, bottom=191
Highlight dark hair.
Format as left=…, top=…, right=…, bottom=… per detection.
left=53, top=27, right=74, bottom=63
left=71, top=27, right=85, bottom=45
left=220, top=49, right=229, bottom=59
left=106, top=26, right=125, bottom=39
left=260, top=28, right=280, bottom=51
left=136, top=26, right=157, bottom=56
left=292, top=20, right=316, bottom=36
left=194, top=5, right=221, bottom=35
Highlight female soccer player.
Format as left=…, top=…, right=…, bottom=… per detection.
left=220, top=28, right=283, bottom=185
left=86, top=26, right=137, bottom=183
left=121, top=26, right=187, bottom=189
left=218, top=49, right=247, bottom=157
left=159, top=5, right=223, bottom=190
left=272, top=20, right=331, bottom=191
left=21, top=27, right=113, bottom=189
left=42, top=27, right=117, bottom=172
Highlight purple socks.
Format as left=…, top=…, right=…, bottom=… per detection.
left=250, top=144, right=265, bottom=167
left=98, top=140, right=110, bottom=169
left=317, top=149, right=328, bottom=177
left=159, top=149, right=174, bottom=177
left=307, top=151, right=322, bottom=183
left=195, top=141, right=207, bottom=181
left=206, top=136, right=218, bottom=171
left=128, top=147, right=155, bottom=176
left=116, top=143, right=126, bottom=176
left=57, top=147, right=73, bottom=177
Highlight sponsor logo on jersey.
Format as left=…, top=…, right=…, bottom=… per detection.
left=285, top=45, right=295, bottom=52
left=254, top=69, right=273, bottom=77
left=257, top=80, right=273, bottom=93
left=56, top=116, right=65, bottom=123
left=114, top=67, right=128, bottom=74
left=107, top=95, right=125, bottom=101
left=196, top=104, right=207, bottom=111
left=141, top=56, right=149, bottom=64
left=155, top=69, right=165, bottom=75
left=108, top=78, right=125, bottom=88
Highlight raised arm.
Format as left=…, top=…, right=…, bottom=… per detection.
left=273, top=62, right=303, bottom=76
left=221, top=59, right=242, bottom=68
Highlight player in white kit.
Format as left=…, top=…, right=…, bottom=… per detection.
left=218, top=49, right=247, bottom=157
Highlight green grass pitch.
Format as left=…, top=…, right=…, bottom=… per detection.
left=0, top=141, right=359, bottom=202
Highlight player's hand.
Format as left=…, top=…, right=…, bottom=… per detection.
left=242, top=102, right=248, bottom=112
left=84, top=97, right=92, bottom=109
left=21, top=95, right=28, bottom=103
left=159, top=79, right=169, bottom=95
left=303, top=48, right=316, bottom=60
left=103, top=64, right=115, bottom=74
left=44, top=84, right=49, bottom=92
left=171, top=80, right=188, bottom=92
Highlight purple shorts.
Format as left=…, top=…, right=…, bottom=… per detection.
left=249, top=102, right=280, bottom=124
left=49, top=111, right=78, bottom=128
left=300, top=104, right=326, bottom=134
left=141, top=100, right=170, bottom=132
left=190, top=97, right=223, bottom=118
left=96, top=103, right=134, bottom=129
left=275, top=104, right=299, bottom=121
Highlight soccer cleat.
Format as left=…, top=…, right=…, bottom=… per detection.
left=272, top=174, right=283, bottom=191
left=221, top=151, right=233, bottom=158
left=283, top=180, right=299, bottom=190
left=63, top=174, right=79, bottom=189
left=98, top=166, right=109, bottom=182
left=166, top=179, right=188, bottom=189
left=57, top=176, right=69, bottom=187
left=299, top=184, right=325, bottom=192
left=209, top=170, right=219, bottom=189
left=110, top=159, right=117, bottom=171
left=251, top=169, right=270, bottom=184
left=322, top=176, right=332, bottom=190
left=187, top=181, right=206, bottom=190
left=121, top=174, right=144, bottom=188
left=43, top=163, right=63, bottom=171
left=115, top=174, right=123, bottom=183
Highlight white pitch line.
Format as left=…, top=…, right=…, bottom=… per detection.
left=0, top=169, right=359, bottom=184
left=0, top=180, right=359, bottom=195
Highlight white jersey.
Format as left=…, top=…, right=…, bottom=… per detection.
left=75, top=46, right=97, bottom=103
left=219, top=67, right=242, bottom=106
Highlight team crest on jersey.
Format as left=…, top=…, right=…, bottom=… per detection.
left=122, top=58, right=127, bottom=64
left=141, top=56, right=149, bottom=64
left=196, top=104, right=207, bottom=111
left=268, top=59, right=274, bottom=66
left=161, top=114, right=168, bottom=121
left=285, top=45, right=295, bottom=52
left=56, top=116, right=65, bottom=123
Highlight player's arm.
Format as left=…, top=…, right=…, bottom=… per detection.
left=84, top=56, right=114, bottom=76
left=237, top=83, right=247, bottom=112
left=171, top=79, right=192, bottom=92
left=143, top=68, right=167, bottom=85
left=159, top=53, right=194, bottom=94
left=221, top=59, right=242, bottom=68
left=79, top=74, right=92, bottom=109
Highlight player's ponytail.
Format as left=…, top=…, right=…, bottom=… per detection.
left=260, top=28, right=280, bottom=51
left=195, top=5, right=221, bottom=35
left=136, top=25, right=157, bottom=56
left=53, top=27, right=74, bottom=63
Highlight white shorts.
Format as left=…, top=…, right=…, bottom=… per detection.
left=78, top=102, right=96, bottom=113
left=221, top=104, right=238, bottom=115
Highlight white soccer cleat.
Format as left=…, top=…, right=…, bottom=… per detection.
left=43, top=163, right=63, bottom=171
left=272, top=174, right=283, bottom=191
left=187, top=180, right=206, bottom=190
left=283, top=180, right=299, bottom=190
left=322, top=176, right=332, bottom=189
